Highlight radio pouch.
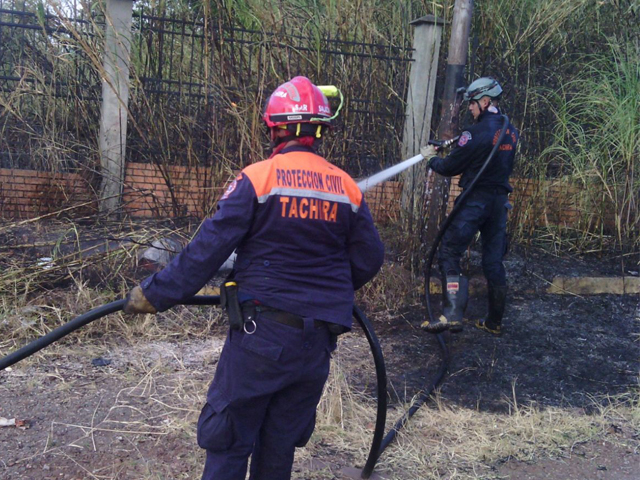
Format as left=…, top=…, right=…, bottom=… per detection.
left=220, top=281, right=243, bottom=331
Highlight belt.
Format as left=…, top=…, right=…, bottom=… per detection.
left=256, top=306, right=325, bottom=329
left=472, top=186, right=510, bottom=195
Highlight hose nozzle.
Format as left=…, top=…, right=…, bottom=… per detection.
left=428, top=135, right=460, bottom=151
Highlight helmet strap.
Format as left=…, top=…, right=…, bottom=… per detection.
left=269, top=123, right=325, bottom=157
left=476, top=96, right=491, bottom=116
left=269, top=128, right=317, bottom=158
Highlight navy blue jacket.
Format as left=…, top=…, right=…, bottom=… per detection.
left=141, top=145, right=384, bottom=329
left=429, top=109, right=518, bottom=193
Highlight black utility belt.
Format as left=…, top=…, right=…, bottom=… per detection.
left=220, top=280, right=345, bottom=334
left=252, top=306, right=324, bottom=330
left=250, top=305, right=346, bottom=334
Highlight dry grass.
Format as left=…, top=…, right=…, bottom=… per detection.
left=0, top=218, right=191, bottom=297
left=357, top=262, right=421, bottom=314
left=1, top=231, right=638, bottom=478
left=2, top=284, right=638, bottom=479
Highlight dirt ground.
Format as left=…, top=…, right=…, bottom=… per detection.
left=0, top=238, right=638, bottom=479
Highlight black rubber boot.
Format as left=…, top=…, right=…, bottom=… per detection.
left=475, top=285, right=507, bottom=335
left=422, top=275, right=468, bottom=334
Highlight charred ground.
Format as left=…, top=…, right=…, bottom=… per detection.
left=0, top=224, right=638, bottom=479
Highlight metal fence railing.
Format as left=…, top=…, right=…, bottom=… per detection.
left=0, top=0, right=103, bottom=172
left=0, top=0, right=413, bottom=179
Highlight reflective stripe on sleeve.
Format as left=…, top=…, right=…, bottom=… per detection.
left=257, top=188, right=359, bottom=213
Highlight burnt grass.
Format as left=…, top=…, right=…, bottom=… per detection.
left=366, top=244, right=639, bottom=414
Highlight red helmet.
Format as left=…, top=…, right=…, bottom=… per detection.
left=263, top=76, right=332, bottom=129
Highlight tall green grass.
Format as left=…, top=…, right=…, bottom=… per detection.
left=538, top=41, right=639, bottom=251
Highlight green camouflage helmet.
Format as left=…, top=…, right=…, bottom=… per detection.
left=464, top=77, right=503, bottom=101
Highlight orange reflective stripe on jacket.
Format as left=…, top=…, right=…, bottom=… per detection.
left=243, top=151, right=363, bottom=218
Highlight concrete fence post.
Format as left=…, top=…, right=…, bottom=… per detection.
left=98, top=0, right=133, bottom=215
left=400, top=15, right=445, bottom=220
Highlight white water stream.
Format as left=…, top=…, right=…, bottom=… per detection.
left=357, top=154, right=426, bottom=193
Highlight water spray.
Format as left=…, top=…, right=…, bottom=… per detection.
left=357, top=136, right=459, bottom=193
left=318, top=83, right=461, bottom=196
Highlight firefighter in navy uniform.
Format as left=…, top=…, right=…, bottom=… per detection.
left=123, top=76, right=384, bottom=480
left=420, top=77, right=519, bottom=335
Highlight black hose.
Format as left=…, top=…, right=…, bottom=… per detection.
left=0, top=296, right=222, bottom=372
left=0, top=294, right=388, bottom=480
left=373, top=115, right=510, bottom=459
left=377, top=333, right=449, bottom=454
left=0, top=299, right=127, bottom=371
left=354, top=305, right=388, bottom=479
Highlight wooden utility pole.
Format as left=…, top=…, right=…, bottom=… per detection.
left=422, top=0, right=473, bottom=259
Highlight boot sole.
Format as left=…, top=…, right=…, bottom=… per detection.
left=421, top=319, right=464, bottom=334
left=474, top=321, right=501, bottom=336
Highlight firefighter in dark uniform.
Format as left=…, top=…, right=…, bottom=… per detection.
left=420, top=77, right=519, bottom=335
left=123, top=76, right=384, bottom=480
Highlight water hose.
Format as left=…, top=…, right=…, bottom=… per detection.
left=373, top=115, right=510, bottom=460
left=0, top=299, right=126, bottom=371
left=0, top=296, right=220, bottom=371
left=0, top=295, right=387, bottom=480
left=354, top=305, right=388, bottom=479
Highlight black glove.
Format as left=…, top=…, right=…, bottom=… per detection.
left=124, top=286, right=157, bottom=314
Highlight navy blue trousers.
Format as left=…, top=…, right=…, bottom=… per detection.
left=439, top=189, right=509, bottom=287
left=198, top=311, right=335, bottom=480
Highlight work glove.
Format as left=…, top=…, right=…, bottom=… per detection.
left=420, top=144, right=438, bottom=159
left=123, top=285, right=157, bottom=314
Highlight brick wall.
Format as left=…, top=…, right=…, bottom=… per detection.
left=364, top=181, right=403, bottom=222
left=0, top=168, right=96, bottom=219
left=0, top=163, right=227, bottom=220
left=122, top=163, right=225, bottom=218
left=0, top=164, right=403, bottom=222
left=0, top=165, right=589, bottom=228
